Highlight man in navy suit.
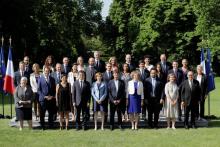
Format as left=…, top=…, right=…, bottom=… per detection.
left=125, top=54, right=136, bottom=72
left=144, top=68, right=164, bottom=129
left=158, top=54, right=171, bottom=79
left=23, top=56, right=32, bottom=76
left=137, top=60, right=150, bottom=120
left=108, top=71, right=125, bottom=130
left=72, top=71, right=91, bottom=130
left=168, top=61, right=184, bottom=121
left=38, top=67, right=56, bottom=129
left=61, top=57, right=71, bottom=74
left=14, top=61, right=29, bottom=87
left=51, top=63, right=62, bottom=85
left=102, top=63, right=113, bottom=122
left=94, top=51, right=106, bottom=73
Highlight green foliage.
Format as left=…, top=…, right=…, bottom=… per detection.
left=103, top=0, right=220, bottom=64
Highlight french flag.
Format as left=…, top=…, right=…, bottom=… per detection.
left=3, top=47, right=15, bottom=94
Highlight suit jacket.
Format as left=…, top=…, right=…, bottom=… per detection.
left=72, top=80, right=91, bottom=106
left=127, top=62, right=136, bottom=72
left=108, top=79, right=125, bottom=103
left=158, top=61, right=171, bottom=76
left=138, top=68, right=150, bottom=83
left=51, top=71, right=62, bottom=85
left=14, top=85, right=34, bottom=108
left=61, top=64, right=71, bottom=74
left=91, top=82, right=107, bottom=101
left=127, top=80, right=144, bottom=99
left=194, top=73, right=208, bottom=99
left=168, top=69, right=183, bottom=86
left=38, top=75, right=56, bottom=102
left=144, top=77, right=164, bottom=103
left=85, top=66, right=97, bottom=86
left=94, top=60, right=106, bottom=73
left=102, top=71, right=113, bottom=84
left=180, top=79, right=201, bottom=106
left=14, top=70, right=30, bottom=87
left=24, top=64, right=33, bottom=76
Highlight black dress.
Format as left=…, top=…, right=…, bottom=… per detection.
left=57, top=83, right=71, bottom=112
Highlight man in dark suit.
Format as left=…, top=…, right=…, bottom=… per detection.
left=72, top=71, right=91, bottom=130
left=158, top=54, right=171, bottom=79
left=195, top=65, right=208, bottom=119
left=51, top=63, right=62, bottom=85
left=23, top=56, right=32, bottom=76
left=94, top=51, right=106, bottom=73
left=181, top=71, right=201, bottom=129
left=38, top=66, right=56, bottom=129
left=137, top=60, right=150, bottom=120
left=102, top=63, right=113, bottom=122
left=61, top=57, right=71, bottom=74
left=85, top=57, right=97, bottom=86
left=125, top=54, right=136, bottom=72
left=14, top=61, right=29, bottom=87
left=144, top=68, right=164, bottom=129
left=108, top=71, right=125, bottom=130
left=168, top=61, right=184, bottom=121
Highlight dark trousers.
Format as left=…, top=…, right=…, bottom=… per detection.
left=178, top=98, right=182, bottom=118
left=142, top=103, right=147, bottom=118
left=185, top=104, right=197, bottom=126
left=110, top=103, right=122, bottom=127
left=147, top=99, right=160, bottom=127
left=75, top=103, right=87, bottom=128
left=39, top=99, right=56, bottom=128
left=200, top=98, right=205, bottom=118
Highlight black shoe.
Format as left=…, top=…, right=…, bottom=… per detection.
left=41, top=126, right=45, bottom=130
left=110, top=125, right=114, bottom=131
left=192, top=125, right=197, bottom=129
left=178, top=117, right=182, bottom=121
left=118, top=125, right=122, bottom=130
left=185, top=125, right=189, bottom=129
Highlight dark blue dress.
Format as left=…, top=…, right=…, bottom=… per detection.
left=128, top=82, right=141, bottom=113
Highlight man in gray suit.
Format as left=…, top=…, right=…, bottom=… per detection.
left=72, top=71, right=91, bottom=130
left=85, top=57, right=97, bottom=86
left=181, top=71, right=201, bottom=129
left=51, top=63, right=62, bottom=85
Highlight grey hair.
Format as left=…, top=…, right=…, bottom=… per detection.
left=20, top=77, right=28, bottom=82
left=197, top=65, right=203, bottom=71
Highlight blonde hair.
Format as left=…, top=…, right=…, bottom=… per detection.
left=130, top=70, right=140, bottom=81
left=95, top=72, right=102, bottom=80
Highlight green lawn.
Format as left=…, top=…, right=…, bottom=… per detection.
left=0, top=78, right=220, bottom=147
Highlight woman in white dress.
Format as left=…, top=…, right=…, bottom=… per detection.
left=164, top=73, right=179, bottom=129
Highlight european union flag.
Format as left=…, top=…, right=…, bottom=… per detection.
left=0, top=46, right=6, bottom=91
left=206, top=48, right=215, bottom=93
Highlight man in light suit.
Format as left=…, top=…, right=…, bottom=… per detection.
left=168, top=61, right=184, bottom=121
left=137, top=60, right=150, bottom=120
left=38, top=67, right=56, bottom=129
left=144, top=68, right=164, bottom=129
left=72, top=71, right=91, bottom=130
left=181, top=71, right=201, bottom=129
left=61, top=57, right=71, bottom=74
left=14, top=61, right=30, bottom=87
left=108, top=71, right=125, bottom=130
left=51, top=63, right=63, bottom=85
left=94, top=51, right=106, bottom=73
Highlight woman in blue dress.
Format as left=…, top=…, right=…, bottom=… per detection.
left=127, top=71, right=144, bottom=130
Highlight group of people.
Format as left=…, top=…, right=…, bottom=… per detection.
left=14, top=52, right=208, bottom=131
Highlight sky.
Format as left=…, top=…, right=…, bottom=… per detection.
left=101, top=0, right=113, bottom=19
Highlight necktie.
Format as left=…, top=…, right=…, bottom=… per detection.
left=80, top=81, right=83, bottom=89
left=58, top=73, right=60, bottom=80
left=152, top=78, right=156, bottom=97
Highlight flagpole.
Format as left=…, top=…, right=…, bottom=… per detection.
left=1, top=36, right=4, bottom=118
left=208, top=94, right=210, bottom=117
left=9, top=36, right=12, bottom=119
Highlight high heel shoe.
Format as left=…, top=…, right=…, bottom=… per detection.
left=60, top=126, right=63, bottom=130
